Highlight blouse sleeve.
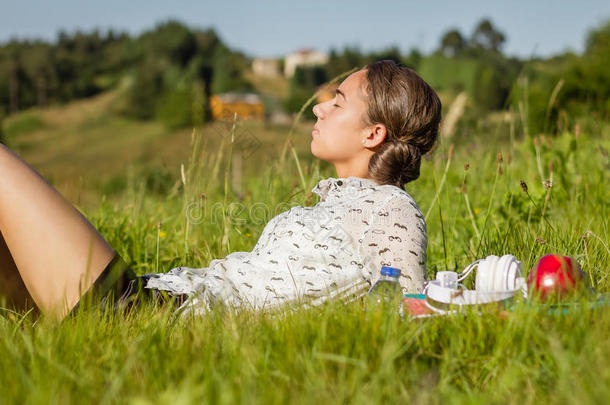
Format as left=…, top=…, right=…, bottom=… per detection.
left=358, top=194, right=428, bottom=294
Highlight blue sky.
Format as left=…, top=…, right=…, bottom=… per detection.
left=1, top=0, right=609, bottom=58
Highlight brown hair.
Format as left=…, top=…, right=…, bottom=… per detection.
left=360, top=60, right=441, bottom=188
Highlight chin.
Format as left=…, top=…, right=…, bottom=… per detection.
left=310, top=140, right=321, bottom=159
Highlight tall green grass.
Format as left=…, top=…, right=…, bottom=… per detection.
left=0, top=96, right=609, bottom=403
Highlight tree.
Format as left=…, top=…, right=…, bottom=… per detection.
left=473, top=53, right=521, bottom=111
left=560, top=19, right=610, bottom=115
left=369, top=46, right=403, bottom=64
left=124, top=58, right=164, bottom=119
left=193, top=29, right=221, bottom=59
left=471, top=18, right=506, bottom=52
left=21, top=42, right=56, bottom=108
left=138, top=20, right=197, bottom=67
left=211, top=45, right=252, bottom=93
left=326, top=46, right=364, bottom=79
left=585, top=20, right=610, bottom=54
left=405, top=48, right=422, bottom=69
left=440, top=29, right=466, bottom=57
left=285, top=65, right=327, bottom=119
left=1, top=43, right=27, bottom=114
left=54, top=30, right=103, bottom=100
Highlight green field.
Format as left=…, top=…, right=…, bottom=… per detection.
left=1, top=92, right=609, bottom=404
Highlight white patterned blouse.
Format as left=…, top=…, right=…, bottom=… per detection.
left=144, top=176, right=428, bottom=314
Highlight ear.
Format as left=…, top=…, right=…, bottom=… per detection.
left=363, top=123, right=387, bottom=148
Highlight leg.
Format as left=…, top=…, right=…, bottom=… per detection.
left=0, top=144, right=115, bottom=319
left=0, top=230, right=35, bottom=311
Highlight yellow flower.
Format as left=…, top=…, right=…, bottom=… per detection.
left=159, top=231, right=167, bottom=238
left=474, top=208, right=480, bottom=215
left=246, top=233, right=252, bottom=237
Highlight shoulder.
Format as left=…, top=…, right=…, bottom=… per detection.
left=383, top=187, right=423, bottom=214
left=362, top=184, right=422, bottom=212
left=367, top=186, right=426, bottom=230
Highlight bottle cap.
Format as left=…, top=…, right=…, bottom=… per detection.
left=381, top=266, right=401, bottom=277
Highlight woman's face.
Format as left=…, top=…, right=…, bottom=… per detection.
left=311, top=70, right=370, bottom=165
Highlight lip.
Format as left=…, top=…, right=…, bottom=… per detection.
left=312, top=128, right=319, bottom=136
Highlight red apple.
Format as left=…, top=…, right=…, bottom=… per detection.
left=527, top=255, right=586, bottom=300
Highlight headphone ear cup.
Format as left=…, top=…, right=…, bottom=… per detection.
left=496, top=255, right=513, bottom=290
left=489, top=255, right=502, bottom=291
left=505, top=255, right=523, bottom=290
left=476, top=255, right=499, bottom=291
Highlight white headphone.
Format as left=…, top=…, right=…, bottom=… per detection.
left=424, top=254, right=527, bottom=314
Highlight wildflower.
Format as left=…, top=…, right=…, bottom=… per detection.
left=520, top=180, right=528, bottom=193
left=497, top=153, right=504, bottom=175
left=536, top=237, right=547, bottom=245
left=159, top=231, right=167, bottom=238
left=246, top=233, right=252, bottom=237
left=464, top=163, right=470, bottom=171
left=474, top=208, right=480, bottom=215
left=544, top=179, right=553, bottom=190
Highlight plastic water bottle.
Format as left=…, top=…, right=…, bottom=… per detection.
left=366, top=266, right=403, bottom=314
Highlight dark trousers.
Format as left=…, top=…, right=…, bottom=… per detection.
left=69, top=255, right=186, bottom=316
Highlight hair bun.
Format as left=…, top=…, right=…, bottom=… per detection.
left=362, top=60, right=441, bottom=188
left=368, top=141, right=422, bottom=188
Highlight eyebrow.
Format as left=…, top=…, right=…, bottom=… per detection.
left=335, top=88, right=347, bottom=102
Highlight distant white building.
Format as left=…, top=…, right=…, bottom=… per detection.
left=252, top=58, right=280, bottom=77
left=284, top=48, right=328, bottom=77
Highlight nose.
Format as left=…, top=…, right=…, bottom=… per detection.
left=312, top=102, right=323, bottom=119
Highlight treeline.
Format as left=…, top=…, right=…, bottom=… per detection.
left=512, top=20, right=610, bottom=134
left=1, top=18, right=608, bottom=133
left=285, top=19, right=520, bottom=120
left=287, top=18, right=610, bottom=132
left=0, top=21, right=251, bottom=128
left=0, top=30, right=130, bottom=111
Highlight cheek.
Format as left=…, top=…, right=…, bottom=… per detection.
left=334, top=121, right=363, bottom=150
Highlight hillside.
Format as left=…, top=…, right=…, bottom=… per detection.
left=2, top=90, right=315, bottom=207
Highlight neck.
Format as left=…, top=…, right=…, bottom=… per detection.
left=333, top=156, right=374, bottom=180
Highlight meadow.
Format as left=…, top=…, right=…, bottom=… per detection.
left=0, top=89, right=609, bottom=404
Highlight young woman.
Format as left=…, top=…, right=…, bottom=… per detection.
left=0, top=60, right=441, bottom=319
